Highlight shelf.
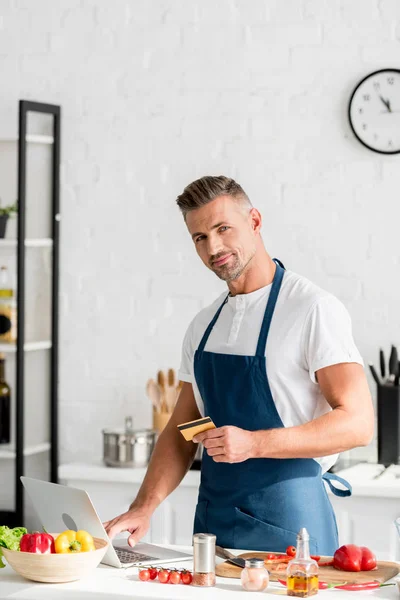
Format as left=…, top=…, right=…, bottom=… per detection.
left=0, top=135, right=54, bottom=145
left=0, top=341, right=52, bottom=353
left=0, top=238, right=53, bottom=248
left=0, top=442, right=51, bottom=459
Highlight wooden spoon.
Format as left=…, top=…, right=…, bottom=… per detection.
left=146, top=379, right=161, bottom=413
left=157, top=370, right=167, bottom=412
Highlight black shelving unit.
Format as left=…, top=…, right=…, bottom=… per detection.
left=0, top=100, right=61, bottom=527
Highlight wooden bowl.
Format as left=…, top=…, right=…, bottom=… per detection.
left=2, top=534, right=109, bottom=583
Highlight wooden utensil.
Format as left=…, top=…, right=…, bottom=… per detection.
left=215, top=551, right=400, bottom=584
left=146, top=379, right=161, bottom=413
left=157, top=370, right=167, bottom=412
left=165, top=368, right=177, bottom=412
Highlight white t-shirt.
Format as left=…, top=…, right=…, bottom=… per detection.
left=178, top=269, right=364, bottom=473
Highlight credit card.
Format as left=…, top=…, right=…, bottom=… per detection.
left=177, top=416, right=216, bottom=441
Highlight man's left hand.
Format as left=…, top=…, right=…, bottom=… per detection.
left=193, top=426, right=255, bottom=463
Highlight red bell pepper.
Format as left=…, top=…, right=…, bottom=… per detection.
left=20, top=532, right=55, bottom=554
left=333, top=544, right=377, bottom=572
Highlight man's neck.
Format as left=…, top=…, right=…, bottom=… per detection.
left=227, top=252, right=276, bottom=296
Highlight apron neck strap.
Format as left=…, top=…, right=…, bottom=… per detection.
left=197, top=294, right=229, bottom=354
left=197, top=258, right=285, bottom=356
left=255, top=259, right=285, bottom=357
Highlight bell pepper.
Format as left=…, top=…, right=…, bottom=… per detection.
left=55, top=530, right=95, bottom=554
left=20, top=532, right=55, bottom=554
left=333, top=544, right=377, bottom=572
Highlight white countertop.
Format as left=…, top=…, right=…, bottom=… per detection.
left=59, top=461, right=400, bottom=497
left=59, top=462, right=201, bottom=486
left=1, top=546, right=399, bottom=600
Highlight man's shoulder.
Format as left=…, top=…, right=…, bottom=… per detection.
left=185, top=291, right=228, bottom=337
left=281, top=269, right=338, bottom=314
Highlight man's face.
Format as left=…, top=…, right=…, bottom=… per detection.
left=186, top=195, right=258, bottom=283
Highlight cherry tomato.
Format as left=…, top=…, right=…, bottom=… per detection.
left=158, top=568, right=170, bottom=583
left=169, top=570, right=181, bottom=584
left=139, top=569, right=150, bottom=581
left=148, top=567, right=158, bottom=580
left=310, top=555, right=320, bottom=562
left=181, top=570, right=193, bottom=585
left=286, top=545, right=296, bottom=557
left=266, top=553, right=277, bottom=560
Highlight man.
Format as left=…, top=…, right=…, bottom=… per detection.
left=105, top=176, right=373, bottom=555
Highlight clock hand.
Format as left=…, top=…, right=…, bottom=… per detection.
left=379, top=95, right=391, bottom=112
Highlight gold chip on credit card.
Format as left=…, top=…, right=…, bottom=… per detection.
left=177, top=416, right=216, bottom=441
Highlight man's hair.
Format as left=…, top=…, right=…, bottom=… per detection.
left=176, top=175, right=252, bottom=220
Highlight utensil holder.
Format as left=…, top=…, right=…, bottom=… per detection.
left=152, top=409, right=171, bottom=434
left=377, top=384, right=400, bottom=466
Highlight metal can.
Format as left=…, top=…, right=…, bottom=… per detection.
left=192, top=533, right=216, bottom=587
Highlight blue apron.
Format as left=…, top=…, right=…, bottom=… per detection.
left=193, top=260, right=351, bottom=555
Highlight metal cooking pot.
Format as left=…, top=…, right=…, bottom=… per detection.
left=102, top=417, right=156, bottom=468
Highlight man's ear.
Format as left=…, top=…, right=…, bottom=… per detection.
left=250, top=208, right=262, bottom=233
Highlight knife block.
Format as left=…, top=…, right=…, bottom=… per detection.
left=377, top=384, right=400, bottom=466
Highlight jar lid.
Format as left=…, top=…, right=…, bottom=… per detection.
left=193, top=533, right=216, bottom=544
left=245, top=558, right=265, bottom=568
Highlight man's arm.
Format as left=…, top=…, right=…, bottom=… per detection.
left=195, top=363, right=374, bottom=462
left=131, top=382, right=201, bottom=511
left=104, top=382, right=201, bottom=543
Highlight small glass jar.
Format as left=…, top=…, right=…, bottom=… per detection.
left=241, top=558, right=269, bottom=592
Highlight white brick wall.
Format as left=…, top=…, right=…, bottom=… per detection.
left=0, top=0, right=399, bottom=465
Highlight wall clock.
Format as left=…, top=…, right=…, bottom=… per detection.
left=348, top=69, right=400, bottom=154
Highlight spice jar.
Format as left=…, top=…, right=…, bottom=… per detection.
left=192, top=533, right=216, bottom=587
left=241, top=558, right=269, bottom=591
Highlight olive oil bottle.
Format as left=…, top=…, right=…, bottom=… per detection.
left=0, top=353, right=11, bottom=443
left=286, top=528, right=319, bottom=597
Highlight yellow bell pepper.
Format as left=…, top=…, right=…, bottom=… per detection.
left=55, top=530, right=95, bottom=553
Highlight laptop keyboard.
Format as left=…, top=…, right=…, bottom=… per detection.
left=114, top=546, right=156, bottom=564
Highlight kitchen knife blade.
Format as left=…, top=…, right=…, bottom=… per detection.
left=215, top=545, right=246, bottom=568
left=389, top=345, right=399, bottom=381
left=379, top=348, right=386, bottom=379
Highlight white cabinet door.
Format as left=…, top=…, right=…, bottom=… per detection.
left=330, top=494, right=400, bottom=561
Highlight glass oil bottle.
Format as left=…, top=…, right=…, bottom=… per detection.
left=286, top=528, right=318, bottom=597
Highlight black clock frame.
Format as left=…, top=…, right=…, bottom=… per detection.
left=348, top=68, right=400, bottom=155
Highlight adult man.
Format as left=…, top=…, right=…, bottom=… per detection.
left=105, top=176, right=373, bottom=554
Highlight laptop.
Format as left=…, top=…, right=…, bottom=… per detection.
left=20, top=476, right=193, bottom=569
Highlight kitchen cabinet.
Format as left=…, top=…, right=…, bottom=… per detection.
left=59, top=461, right=400, bottom=558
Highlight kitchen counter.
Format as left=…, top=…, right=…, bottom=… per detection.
left=58, top=461, right=400, bottom=559
left=1, top=546, right=399, bottom=599
left=59, top=461, right=400, bottom=496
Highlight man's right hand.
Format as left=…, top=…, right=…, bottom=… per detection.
left=103, top=506, right=151, bottom=547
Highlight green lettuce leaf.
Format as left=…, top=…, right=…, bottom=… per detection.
left=0, top=526, right=27, bottom=568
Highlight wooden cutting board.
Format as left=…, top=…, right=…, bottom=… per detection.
left=216, top=552, right=400, bottom=584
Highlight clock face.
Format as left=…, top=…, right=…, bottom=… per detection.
left=348, top=69, right=400, bottom=154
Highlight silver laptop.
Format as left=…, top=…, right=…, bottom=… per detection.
left=21, top=476, right=193, bottom=569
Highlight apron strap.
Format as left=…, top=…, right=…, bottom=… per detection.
left=322, top=472, right=352, bottom=497
left=197, top=294, right=229, bottom=354
left=255, top=260, right=285, bottom=357
left=197, top=258, right=286, bottom=356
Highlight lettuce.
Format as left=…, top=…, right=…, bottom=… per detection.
left=0, top=525, right=27, bottom=568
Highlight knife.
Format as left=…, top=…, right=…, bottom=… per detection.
left=379, top=348, right=386, bottom=379
left=389, top=346, right=399, bottom=382
left=215, top=545, right=246, bottom=568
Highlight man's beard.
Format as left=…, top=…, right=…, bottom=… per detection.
left=211, top=251, right=255, bottom=283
